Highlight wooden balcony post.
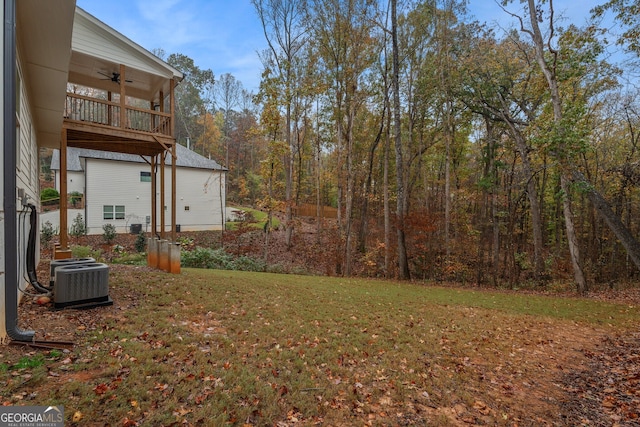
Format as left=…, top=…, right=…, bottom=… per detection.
left=151, top=155, right=157, bottom=237
left=108, top=91, right=113, bottom=126
left=119, top=64, right=126, bottom=129
left=160, top=151, right=166, bottom=239
left=169, top=79, right=175, bottom=138
left=171, top=143, right=177, bottom=242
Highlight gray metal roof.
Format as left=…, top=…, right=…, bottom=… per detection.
left=51, top=144, right=227, bottom=172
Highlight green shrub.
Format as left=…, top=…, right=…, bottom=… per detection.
left=69, top=213, right=86, bottom=238
left=40, top=220, right=57, bottom=246
left=233, top=255, right=266, bottom=272
left=134, top=231, right=146, bottom=253
left=70, top=191, right=83, bottom=207
left=181, top=247, right=234, bottom=270
left=181, top=247, right=268, bottom=272
left=176, top=236, right=195, bottom=248
left=40, top=188, right=59, bottom=205
left=112, top=253, right=147, bottom=266
left=102, top=223, right=116, bottom=244
left=71, top=245, right=102, bottom=260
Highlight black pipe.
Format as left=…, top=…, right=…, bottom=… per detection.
left=4, top=0, right=34, bottom=341
left=26, top=204, right=50, bottom=293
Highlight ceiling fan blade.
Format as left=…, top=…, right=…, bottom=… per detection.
left=96, top=71, right=134, bottom=84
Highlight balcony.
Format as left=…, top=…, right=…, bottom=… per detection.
left=63, top=88, right=175, bottom=157
left=65, top=93, right=171, bottom=136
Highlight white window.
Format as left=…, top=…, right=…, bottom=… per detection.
left=103, top=205, right=125, bottom=220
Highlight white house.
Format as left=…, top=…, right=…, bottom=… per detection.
left=2, top=0, right=187, bottom=342
left=49, top=145, right=227, bottom=234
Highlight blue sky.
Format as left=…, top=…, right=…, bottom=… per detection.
left=76, top=0, right=605, bottom=94
left=76, top=0, right=268, bottom=92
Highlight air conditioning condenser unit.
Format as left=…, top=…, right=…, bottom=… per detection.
left=54, top=263, right=112, bottom=310
left=49, top=257, right=95, bottom=288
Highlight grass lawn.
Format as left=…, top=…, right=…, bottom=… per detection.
left=2, top=267, right=638, bottom=425
left=227, top=206, right=281, bottom=230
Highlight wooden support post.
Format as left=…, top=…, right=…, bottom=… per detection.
left=108, top=91, right=112, bottom=126
left=160, top=151, right=166, bottom=239
left=169, top=79, right=175, bottom=137
left=151, top=155, right=157, bottom=237
left=171, top=143, right=177, bottom=242
left=169, top=78, right=177, bottom=241
left=119, top=64, right=126, bottom=129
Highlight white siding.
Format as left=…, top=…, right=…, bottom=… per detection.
left=14, top=51, right=40, bottom=288
left=40, top=209, right=83, bottom=232
left=15, top=58, right=40, bottom=204
left=72, top=13, right=172, bottom=78
left=54, top=169, right=85, bottom=195
left=85, top=159, right=152, bottom=234
left=171, top=167, right=225, bottom=232
left=84, top=159, right=225, bottom=234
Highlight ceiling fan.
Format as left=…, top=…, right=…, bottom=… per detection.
left=98, top=71, right=133, bottom=84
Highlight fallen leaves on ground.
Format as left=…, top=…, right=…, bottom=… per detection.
left=560, top=332, right=640, bottom=425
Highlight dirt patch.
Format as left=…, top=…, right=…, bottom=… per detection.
left=559, top=332, right=640, bottom=425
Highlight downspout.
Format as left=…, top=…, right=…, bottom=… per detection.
left=4, top=0, right=34, bottom=341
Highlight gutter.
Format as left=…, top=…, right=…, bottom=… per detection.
left=4, top=0, right=35, bottom=341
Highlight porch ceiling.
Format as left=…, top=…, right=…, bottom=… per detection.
left=68, top=52, right=172, bottom=102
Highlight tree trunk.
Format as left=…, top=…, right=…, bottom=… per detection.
left=525, top=0, right=586, bottom=292
left=335, top=100, right=344, bottom=276
left=573, top=170, right=640, bottom=272
left=384, top=104, right=391, bottom=278
left=344, top=106, right=356, bottom=276
left=502, top=119, right=545, bottom=281
left=357, top=113, right=383, bottom=253
left=492, top=192, right=500, bottom=286
left=316, top=111, right=322, bottom=243
left=284, top=100, right=294, bottom=249
left=561, top=174, right=587, bottom=292
left=391, top=0, right=410, bottom=279
left=444, top=114, right=451, bottom=259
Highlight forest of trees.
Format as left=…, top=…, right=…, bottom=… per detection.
left=159, top=0, right=640, bottom=291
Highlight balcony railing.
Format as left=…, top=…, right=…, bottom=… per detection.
left=65, top=93, right=171, bottom=137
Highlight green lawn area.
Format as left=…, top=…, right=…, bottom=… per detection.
left=2, top=267, right=638, bottom=425
left=226, top=206, right=281, bottom=230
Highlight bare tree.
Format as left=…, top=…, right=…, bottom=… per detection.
left=253, top=0, right=308, bottom=249
left=215, top=73, right=242, bottom=170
